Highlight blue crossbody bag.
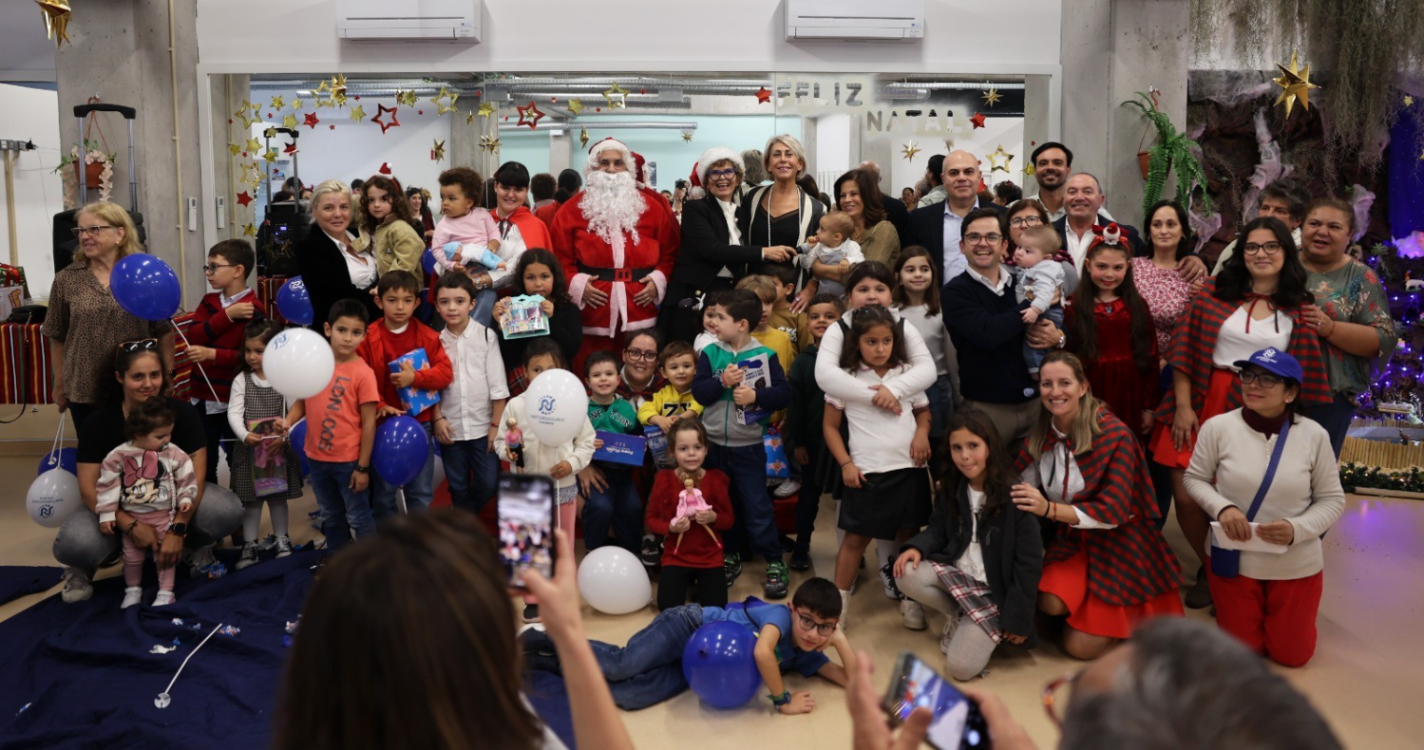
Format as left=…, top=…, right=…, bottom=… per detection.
left=1209, top=418, right=1291, bottom=579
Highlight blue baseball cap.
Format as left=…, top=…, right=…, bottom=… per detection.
left=1233, top=347, right=1303, bottom=383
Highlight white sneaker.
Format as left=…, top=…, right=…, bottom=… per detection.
left=901, top=599, right=927, bottom=631
left=61, top=568, right=94, bottom=604
left=121, top=586, right=144, bottom=609
left=774, top=480, right=802, bottom=498
left=940, top=616, right=959, bottom=654
left=152, top=590, right=176, bottom=607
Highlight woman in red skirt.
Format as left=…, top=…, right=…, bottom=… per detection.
left=1151, top=217, right=1331, bottom=609
left=1012, top=351, right=1182, bottom=660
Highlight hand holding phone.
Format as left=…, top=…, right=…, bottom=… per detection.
left=497, top=473, right=557, bottom=588
left=883, top=652, right=991, bottom=750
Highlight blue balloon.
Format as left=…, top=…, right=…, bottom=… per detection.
left=110, top=254, right=181, bottom=321
left=421, top=248, right=437, bottom=277
left=288, top=420, right=310, bottom=476
left=38, top=447, right=78, bottom=476
left=681, top=621, right=762, bottom=709
left=276, top=276, right=315, bottom=326
left=373, top=415, right=428, bottom=486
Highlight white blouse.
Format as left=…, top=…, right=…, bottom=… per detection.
left=954, top=487, right=989, bottom=584
left=330, top=231, right=377, bottom=290
left=716, top=198, right=741, bottom=278
left=1213, top=305, right=1292, bottom=369
left=1020, top=424, right=1117, bottom=530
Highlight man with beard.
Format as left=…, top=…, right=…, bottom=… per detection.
left=1027, top=142, right=1088, bottom=223
left=904, top=150, right=1005, bottom=285
left=552, top=138, right=681, bottom=373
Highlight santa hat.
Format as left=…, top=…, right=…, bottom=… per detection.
left=585, top=137, right=636, bottom=178
left=632, top=151, right=649, bottom=186
left=689, top=147, right=744, bottom=199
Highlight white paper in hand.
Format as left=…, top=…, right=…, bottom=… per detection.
left=1210, top=522, right=1289, bottom=554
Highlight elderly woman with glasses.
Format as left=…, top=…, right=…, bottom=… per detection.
left=44, top=202, right=175, bottom=432
left=660, top=147, right=794, bottom=344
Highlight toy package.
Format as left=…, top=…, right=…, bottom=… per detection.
left=247, top=417, right=290, bottom=497
left=387, top=348, right=441, bottom=416
left=500, top=294, right=550, bottom=340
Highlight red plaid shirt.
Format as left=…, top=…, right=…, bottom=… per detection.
left=1155, top=279, right=1331, bottom=425
left=1017, top=409, right=1180, bottom=607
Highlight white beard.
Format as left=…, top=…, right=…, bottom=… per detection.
left=582, top=170, right=645, bottom=254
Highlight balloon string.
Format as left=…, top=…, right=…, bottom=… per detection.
left=170, top=320, right=223, bottom=404
left=162, top=622, right=223, bottom=697
left=50, top=413, right=66, bottom=457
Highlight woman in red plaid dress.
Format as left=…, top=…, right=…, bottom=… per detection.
left=1012, top=352, right=1183, bottom=660
left=1150, top=217, right=1331, bottom=609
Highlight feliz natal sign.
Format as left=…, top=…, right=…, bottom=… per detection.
left=769, top=77, right=989, bottom=135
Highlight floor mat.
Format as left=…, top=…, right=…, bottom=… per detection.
left=0, top=566, right=62, bottom=606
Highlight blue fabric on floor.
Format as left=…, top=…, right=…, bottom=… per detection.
left=0, top=551, right=575, bottom=749
left=0, top=566, right=62, bottom=606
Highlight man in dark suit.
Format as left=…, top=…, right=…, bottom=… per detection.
left=857, top=160, right=908, bottom=242
left=903, top=150, right=1006, bottom=284
left=1051, top=172, right=1145, bottom=272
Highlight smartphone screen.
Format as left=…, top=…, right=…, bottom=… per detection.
left=497, top=473, right=556, bottom=587
left=883, top=652, right=991, bottom=750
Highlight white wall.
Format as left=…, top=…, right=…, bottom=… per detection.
left=0, top=83, right=65, bottom=298
left=815, top=113, right=852, bottom=184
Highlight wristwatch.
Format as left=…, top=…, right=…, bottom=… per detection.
left=353, top=464, right=370, bottom=474
left=168, top=522, right=189, bottom=537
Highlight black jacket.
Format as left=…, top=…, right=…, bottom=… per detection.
left=904, top=200, right=1006, bottom=280
left=295, top=228, right=381, bottom=329
left=671, top=195, right=765, bottom=287
left=942, top=270, right=1037, bottom=404
left=880, top=191, right=910, bottom=244
left=1051, top=214, right=1146, bottom=257
left=901, top=482, right=1044, bottom=645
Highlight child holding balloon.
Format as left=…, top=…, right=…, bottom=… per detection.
left=645, top=418, right=734, bottom=610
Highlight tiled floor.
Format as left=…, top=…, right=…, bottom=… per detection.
left=3, top=450, right=1421, bottom=747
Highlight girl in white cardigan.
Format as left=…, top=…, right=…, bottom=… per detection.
left=1184, top=347, right=1344, bottom=667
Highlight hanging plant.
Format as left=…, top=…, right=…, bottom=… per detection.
left=55, top=139, right=116, bottom=205
left=1122, top=91, right=1214, bottom=221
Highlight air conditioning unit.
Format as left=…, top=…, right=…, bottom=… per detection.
left=336, top=0, right=480, bottom=42
left=785, top=0, right=924, bottom=42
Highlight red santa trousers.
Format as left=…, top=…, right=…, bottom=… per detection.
left=1206, top=564, right=1324, bottom=668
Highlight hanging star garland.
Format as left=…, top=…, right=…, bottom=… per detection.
left=431, top=139, right=446, bottom=163
left=579, top=128, right=590, bottom=148
left=227, top=143, right=241, bottom=157
left=303, top=112, right=320, bottom=129
left=242, top=223, right=257, bottom=237
left=516, top=101, right=546, bottom=129
left=349, top=105, right=366, bottom=122
left=477, top=101, right=497, bottom=120
left=681, top=131, right=693, bottom=142
left=372, top=105, right=400, bottom=133
left=283, top=142, right=299, bottom=155
left=326, top=74, right=349, bottom=108
left=755, top=87, right=772, bottom=104
left=262, top=149, right=279, bottom=164
left=432, top=87, right=459, bottom=115
left=1272, top=50, right=1319, bottom=118
left=603, top=83, right=630, bottom=110
left=282, top=114, right=299, bottom=129
left=479, top=134, right=501, bottom=154
left=969, top=112, right=987, bottom=129
left=901, top=142, right=922, bottom=161
left=981, top=86, right=1003, bottom=107
left=233, top=101, right=259, bottom=129
left=236, top=191, right=253, bottom=207
left=269, top=95, right=286, bottom=110
left=244, top=137, right=261, bottom=154
left=263, top=126, right=277, bottom=139
left=987, top=144, right=1014, bottom=173
left=395, top=90, right=418, bottom=107
left=568, top=99, right=585, bottom=116
left=465, top=111, right=475, bottom=126
left=36, top=0, right=72, bottom=49
left=291, top=99, right=304, bottom=110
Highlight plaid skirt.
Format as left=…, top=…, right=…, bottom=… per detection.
left=930, top=561, right=1003, bottom=643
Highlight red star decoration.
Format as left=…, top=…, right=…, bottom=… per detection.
left=236, top=191, right=253, bottom=207
left=354, top=96, right=361, bottom=101
left=240, top=152, right=248, bottom=158
left=969, top=112, right=987, bottom=129
left=1031, top=140, right=1037, bottom=146
left=303, top=112, right=320, bottom=129
left=283, top=142, right=299, bottom=155
left=755, top=87, right=772, bottom=104
left=417, top=109, right=424, bottom=115
left=596, top=107, right=602, bottom=113
left=227, top=119, right=233, bottom=124
left=516, top=101, right=546, bottom=130
left=372, top=104, right=401, bottom=134
left=640, top=89, right=647, bottom=95
left=328, top=125, right=335, bottom=130
left=266, top=112, right=273, bottom=118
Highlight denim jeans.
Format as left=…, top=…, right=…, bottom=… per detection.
left=201, top=411, right=235, bottom=485
left=1306, top=393, right=1355, bottom=460
left=52, top=481, right=243, bottom=573
left=1023, top=304, right=1065, bottom=373
left=308, top=459, right=376, bottom=552
left=925, top=374, right=955, bottom=439
left=526, top=604, right=704, bottom=710
left=473, top=288, right=497, bottom=329
left=793, top=459, right=824, bottom=560
left=443, top=436, right=500, bottom=514
left=371, top=421, right=436, bottom=520
left=582, top=466, right=643, bottom=554
left=707, top=442, right=781, bottom=562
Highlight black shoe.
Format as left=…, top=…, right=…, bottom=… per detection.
left=879, top=563, right=905, bottom=601
left=522, top=603, right=540, bottom=623
left=764, top=560, right=790, bottom=599
left=723, top=553, right=743, bottom=587
left=640, top=534, right=662, bottom=568
left=789, top=552, right=811, bottom=572
left=1184, top=565, right=1213, bottom=609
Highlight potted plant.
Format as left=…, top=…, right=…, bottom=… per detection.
left=1123, top=91, right=1212, bottom=219
left=55, top=139, right=117, bottom=204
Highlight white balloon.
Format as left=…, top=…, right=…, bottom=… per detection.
left=522, top=370, right=589, bottom=445
left=577, top=546, right=652, bottom=615
left=27, top=468, right=80, bottom=528
left=263, top=328, right=335, bottom=400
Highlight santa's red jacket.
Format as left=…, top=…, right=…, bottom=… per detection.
left=550, top=187, right=680, bottom=337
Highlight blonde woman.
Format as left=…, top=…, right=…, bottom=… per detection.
left=739, top=134, right=825, bottom=312
left=297, top=179, right=381, bottom=326
left=44, top=202, right=174, bottom=429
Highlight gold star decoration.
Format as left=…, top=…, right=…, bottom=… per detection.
left=479, top=134, right=501, bottom=154
left=465, top=112, right=475, bottom=126
left=349, top=105, right=366, bottom=122
left=1272, top=50, right=1319, bottom=118
left=242, top=223, right=257, bottom=237
left=602, top=83, right=629, bottom=110
left=901, top=141, right=922, bottom=161
left=282, top=114, right=299, bottom=129
left=987, top=144, right=1014, bottom=173
left=579, top=128, right=589, bottom=148
left=477, top=101, right=498, bottom=120
left=1406, top=95, right=1416, bottom=107
left=432, top=87, right=459, bottom=115
left=431, top=139, right=446, bottom=163
left=227, top=143, right=241, bottom=156
left=233, top=101, right=258, bottom=129
left=395, top=90, right=418, bottom=107
left=1023, top=164, right=1036, bottom=177
left=981, top=86, right=1003, bottom=107
left=36, top=0, right=71, bottom=49
left=244, top=137, right=261, bottom=154
left=269, top=95, right=286, bottom=110
left=327, top=74, right=349, bottom=107
left=262, top=149, right=279, bottom=164
left=681, top=131, right=693, bottom=142
left=568, top=99, right=585, bottom=116
left=263, top=126, right=277, bottom=139
left=292, top=99, right=304, bottom=110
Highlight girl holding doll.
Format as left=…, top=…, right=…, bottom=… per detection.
left=645, top=419, right=734, bottom=610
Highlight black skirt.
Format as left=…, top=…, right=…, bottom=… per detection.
left=837, top=467, right=933, bottom=539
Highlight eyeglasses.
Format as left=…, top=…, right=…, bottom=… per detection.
left=115, top=338, right=160, bottom=364
left=964, top=233, right=1004, bottom=246
left=795, top=610, right=837, bottom=636
left=1242, top=242, right=1283, bottom=256
left=1042, top=671, right=1077, bottom=728
left=624, top=348, right=658, bottom=362
left=71, top=225, right=116, bottom=238
left=1009, top=216, right=1044, bottom=228
left=202, top=263, right=236, bottom=274
left=1240, top=370, right=1285, bottom=388
left=707, top=168, right=738, bottom=179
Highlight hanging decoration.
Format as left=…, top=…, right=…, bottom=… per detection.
left=681, top=131, right=694, bottom=142
left=1023, top=164, right=1036, bottom=177
left=603, top=83, right=630, bottom=110
left=233, top=102, right=259, bottom=129
left=372, top=105, right=400, bottom=134
left=755, top=87, right=772, bottom=105
left=579, top=128, right=590, bottom=149
left=479, top=134, right=502, bottom=155
left=303, top=112, right=320, bottom=130
left=291, top=99, right=304, bottom=110
left=243, top=138, right=261, bottom=154
left=242, top=223, right=257, bottom=237
left=987, top=144, right=1014, bottom=173
left=465, top=112, right=475, bottom=126
left=35, top=0, right=71, bottom=49
left=395, top=90, right=418, bottom=107
left=329, top=74, right=349, bottom=107
left=283, top=142, right=298, bottom=155
left=281, top=114, right=298, bottom=130
left=1406, top=95, right=1416, bottom=107
left=235, top=191, right=253, bottom=208
left=477, top=101, right=498, bottom=120
left=1271, top=50, right=1319, bottom=119
left=568, top=99, right=585, bottom=116
left=263, top=126, right=277, bottom=139
left=348, top=105, right=366, bottom=122
left=516, top=101, right=546, bottom=130
left=431, top=139, right=446, bottom=163
left=269, top=95, right=286, bottom=111
left=261, top=149, right=278, bottom=164
left=432, top=87, right=459, bottom=115
left=900, top=142, right=922, bottom=161
left=227, top=143, right=240, bottom=157
left=981, top=86, right=1003, bottom=107
left=969, top=112, right=987, bottom=129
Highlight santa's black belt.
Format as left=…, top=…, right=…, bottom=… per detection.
left=576, top=263, right=656, bottom=283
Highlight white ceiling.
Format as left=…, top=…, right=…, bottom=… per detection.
left=0, top=2, right=59, bottom=82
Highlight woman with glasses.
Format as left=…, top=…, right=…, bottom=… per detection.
left=1149, top=217, right=1332, bottom=611
left=297, top=179, right=382, bottom=328
left=44, top=202, right=175, bottom=432
left=1296, top=198, right=1397, bottom=457
left=830, top=170, right=900, bottom=267
left=660, top=147, right=794, bottom=345
left=1005, top=198, right=1079, bottom=295
left=1183, top=348, right=1344, bottom=667
left=52, top=339, right=242, bottom=603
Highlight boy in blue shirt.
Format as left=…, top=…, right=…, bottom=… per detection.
left=691, top=289, right=793, bottom=598
left=522, top=577, right=853, bottom=712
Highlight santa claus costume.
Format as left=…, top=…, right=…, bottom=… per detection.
left=551, top=138, right=680, bottom=372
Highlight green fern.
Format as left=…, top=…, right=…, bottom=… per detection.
left=1123, top=92, right=1213, bottom=220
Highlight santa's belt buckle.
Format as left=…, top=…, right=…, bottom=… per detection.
left=614, top=269, right=633, bottom=283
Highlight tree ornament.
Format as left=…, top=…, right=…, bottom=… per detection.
left=516, top=101, right=546, bottom=129
left=1272, top=50, right=1319, bottom=119
left=35, top=0, right=71, bottom=49
left=981, top=86, right=1003, bottom=107
left=900, top=142, right=922, bottom=161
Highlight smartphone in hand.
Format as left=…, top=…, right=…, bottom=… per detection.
left=497, top=473, right=557, bottom=588
left=883, top=651, right=991, bottom=750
